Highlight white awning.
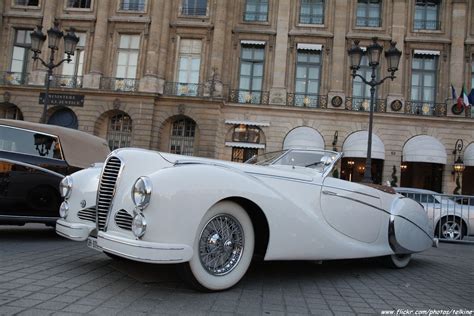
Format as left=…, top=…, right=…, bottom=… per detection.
left=343, top=131, right=385, bottom=159
left=225, top=142, right=265, bottom=149
left=283, top=126, right=325, bottom=150
left=240, top=40, right=266, bottom=46
left=464, top=142, right=474, bottom=166
left=297, top=43, right=323, bottom=51
left=414, top=49, right=440, bottom=56
left=403, top=135, right=447, bottom=164
left=225, top=119, right=270, bottom=127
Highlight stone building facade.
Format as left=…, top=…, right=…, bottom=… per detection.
left=1, top=0, right=474, bottom=194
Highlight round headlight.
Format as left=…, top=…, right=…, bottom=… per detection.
left=132, top=212, right=147, bottom=238
left=131, top=177, right=152, bottom=209
left=59, top=201, right=69, bottom=218
left=59, top=176, right=73, bottom=199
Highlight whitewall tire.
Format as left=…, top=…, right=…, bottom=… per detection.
left=180, top=201, right=255, bottom=291
left=383, top=254, right=412, bottom=269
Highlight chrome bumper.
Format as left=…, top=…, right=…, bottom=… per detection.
left=56, top=219, right=95, bottom=241
left=97, top=231, right=193, bottom=264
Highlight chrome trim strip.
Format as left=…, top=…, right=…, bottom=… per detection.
left=245, top=172, right=314, bottom=183
left=322, top=191, right=388, bottom=214
left=99, top=234, right=185, bottom=251
left=0, top=158, right=64, bottom=178
left=0, top=214, right=58, bottom=221
left=99, top=247, right=183, bottom=262
left=56, top=229, right=84, bottom=240
left=322, top=184, right=380, bottom=199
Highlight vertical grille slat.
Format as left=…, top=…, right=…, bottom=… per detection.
left=96, top=156, right=122, bottom=231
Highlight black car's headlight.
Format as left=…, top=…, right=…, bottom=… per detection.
left=131, top=177, right=152, bottom=209
left=59, top=176, right=73, bottom=199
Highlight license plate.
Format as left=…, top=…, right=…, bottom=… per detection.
left=87, top=237, right=101, bottom=251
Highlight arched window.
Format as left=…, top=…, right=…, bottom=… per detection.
left=47, top=107, right=78, bottom=129
left=0, top=104, right=23, bottom=120
left=107, top=113, right=132, bottom=150
left=170, top=118, right=196, bottom=156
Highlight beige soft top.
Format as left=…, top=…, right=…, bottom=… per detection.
left=0, top=119, right=110, bottom=168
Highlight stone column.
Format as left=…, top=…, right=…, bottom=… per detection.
left=449, top=0, right=468, bottom=98
left=205, top=0, right=228, bottom=98
left=386, top=0, right=407, bottom=109
left=269, top=0, right=291, bottom=105
left=139, top=0, right=164, bottom=93
left=82, top=0, right=110, bottom=89
left=29, top=0, right=58, bottom=85
left=328, top=0, right=349, bottom=103
left=156, top=0, right=172, bottom=94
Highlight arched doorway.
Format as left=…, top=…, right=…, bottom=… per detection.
left=106, top=113, right=133, bottom=150
left=283, top=126, right=325, bottom=150
left=169, top=117, right=197, bottom=156
left=341, top=131, right=385, bottom=184
left=462, top=142, right=474, bottom=195
left=0, top=103, right=23, bottom=120
left=47, top=107, right=78, bottom=129
left=401, top=135, right=446, bottom=193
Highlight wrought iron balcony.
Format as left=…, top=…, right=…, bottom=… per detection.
left=100, top=77, right=139, bottom=92
left=0, top=71, right=28, bottom=85
left=286, top=93, right=327, bottom=108
left=405, top=101, right=447, bottom=117
left=164, top=82, right=205, bottom=97
left=50, top=75, right=82, bottom=89
left=345, top=97, right=386, bottom=112
left=228, top=90, right=269, bottom=105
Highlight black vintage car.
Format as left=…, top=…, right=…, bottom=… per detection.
left=0, top=119, right=110, bottom=226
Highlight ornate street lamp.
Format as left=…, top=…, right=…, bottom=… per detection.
left=348, top=38, right=402, bottom=183
left=30, top=21, right=79, bottom=124
left=452, top=139, right=465, bottom=195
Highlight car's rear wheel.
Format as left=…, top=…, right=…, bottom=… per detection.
left=179, top=201, right=254, bottom=292
left=436, top=217, right=466, bottom=240
left=382, top=254, right=412, bottom=269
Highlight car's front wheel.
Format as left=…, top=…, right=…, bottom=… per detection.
left=382, top=254, right=412, bottom=269
left=179, top=201, right=255, bottom=291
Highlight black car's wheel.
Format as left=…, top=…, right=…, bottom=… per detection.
left=436, top=217, right=466, bottom=240
left=382, top=254, right=412, bottom=269
left=178, top=201, right=255, bottom=292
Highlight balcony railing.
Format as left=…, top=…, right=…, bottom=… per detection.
left=405, top=101, right=447, bottom=117
left=0, top=71, right=28, bottom=85
left=414, top=19, right=441, bottom=30
left=164, top=82, right=205, bottom=97
left=50, top=75, right=83, bottom=89
left=228, top=89, right=269, bottom=105
left=286, top=93, right=327, bottom=108
left=345, top=97, right=386, bottom=112
left=100, top=77, right=139, bottom=92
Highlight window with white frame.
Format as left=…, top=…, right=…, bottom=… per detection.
left=14, top=0, right=39, bottom=6
left=66, top=0, right=91, bottom=8
left=61, top=32, right=86, bottom=87
left=356, top=0, right=381, bottom=27
left=295, top=49, right=321, bottom=107
left=9, top=29, right=32, bottom=85
left=299, top=0, right=324, bottom=25
left=170, top=118, right=196, bottom=156
left=107, top=113, right=132, bottom=150
left=176, top=39, right=202, bottom=96
left=244, top=0, right=268, bottom=22
left=411, top=54, right=438, bottom=113
left=115, top=35, right=140, bottom=79
left=181, top=0, right=207, bottom=16
left=414, top=0, right=441, bottom=30
left=119, top=0, right=145, bottom=11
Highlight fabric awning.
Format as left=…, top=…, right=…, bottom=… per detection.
left=283, top=126, right=325, bottom=150
left=414, top=49, right=440, bottom=56
left=403, top=135, right=446, bottom=164
left=225, top=119, right=270, bottom=127
left=342, top=131, right=385, bottom=159
left=240, top=40, right=266, bottom=46
left=297, top=43, right=323, bottom=51
left=225, top=142, right=265, bottom=149
left=464, top=142, right=474, bottom=166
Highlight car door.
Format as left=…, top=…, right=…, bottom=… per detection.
left=320, top=177, right=384, bottom=243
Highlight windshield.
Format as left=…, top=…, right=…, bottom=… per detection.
left=249, top=149, right=340, bottom=172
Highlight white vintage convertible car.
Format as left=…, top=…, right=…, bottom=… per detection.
left=56, top=148, right=435, bottom=291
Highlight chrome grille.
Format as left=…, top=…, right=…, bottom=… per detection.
left=114, top=209, right=133, bottom=231
left=97, top=156, right=121, bottom=231
left=77, top=207, right=96, bottom=223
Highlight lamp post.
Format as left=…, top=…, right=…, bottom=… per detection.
left=452, top=139, right=465, bottom=195
left=348, top=37, right=402, bottom=183
left=30, top=21, right=79, bottom=124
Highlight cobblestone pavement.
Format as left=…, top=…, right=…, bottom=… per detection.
left=0, top=224, right=473, bottom=316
